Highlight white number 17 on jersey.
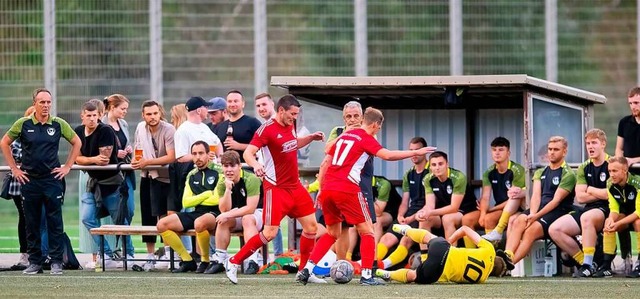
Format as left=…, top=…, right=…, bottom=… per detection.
left=332, top=139, right=354, bottom=166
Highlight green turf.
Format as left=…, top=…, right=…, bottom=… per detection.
left=0, top=272, right=639, bottom=298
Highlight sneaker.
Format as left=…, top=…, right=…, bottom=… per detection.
left=100, top=257, right=121, bottom=269
left=143, top=254, right=155, bottom=272
left=196, top=262, right=209, bottom=274
left=496, top=250, right=514, bottom=271
left=360, top=276, right=385, bottom=285
left=17, top=253, right=29, bottom=267
left=84, top=260, right=96, bottom=270
left=627, top=263, right=640, bottom=278
left=171, top=260, right=197, bottom=273
left=225, top=258, right=240, bottom=284
left=22, top=264, right=43, bottom=275
left=50, top=263, right=63, bottom=275
left=482, top=230, right=503, bottom=242
left=392, top=224, right=411, bottom=236
left=375, top=269, right=391, bottom=281
left=155, top=254, right=170, bottom=270
left=593, top=267, right=613, bottom=278
left=204, top=261, right=225, bottom=274
left=575, top=264, right=596, bottom=278
left=296, top=268, right=311, bottom=285
left=245, top=260, right=260, bottom=275
left=307, top=273, right=328, bottom=284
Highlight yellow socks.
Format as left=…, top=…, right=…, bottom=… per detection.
left=389, top=268, right=410, bottom=283
left=636, top=232, right=640, bottom=254
left=383, top=245, right=408, bottom=268
left=405, top=228, right=428, bottom=244
left=494, top=212, right=510, bottom=234
left=572, top=251, right=584, bottom=265
left=376, top=243, right=389, bottom=261
left=603, top=232, right=616, bottom=255
left=196, top=231, right=211, bottom=263
left=160, top=230, right=193, bottom=261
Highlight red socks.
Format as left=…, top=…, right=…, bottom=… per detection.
left=298, top=231, right=317, bottom=270
left=359, top=232, right=375, bottom=269
left=308, top=234, right=338, bottom=266
left=230, top=232, right=269, bottom=265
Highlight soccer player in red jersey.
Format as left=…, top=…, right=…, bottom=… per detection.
left=225, top=94, right=325, bottom=284
left=298, top=107, right=436, bottom=285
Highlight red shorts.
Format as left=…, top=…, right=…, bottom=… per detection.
left=263, top=184, right=315, bottom=226
left=319, top=189, right=372, bottom=226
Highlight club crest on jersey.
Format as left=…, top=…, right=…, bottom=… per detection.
left=505, top=180, right=512, bottom=189
left=600, top=172, right=607, bottom=182
left=629, top=192, right=635, bottom=200
left=207, top=176, right=215, bottom=185
left=282, top=139, right=297, bottom=153
left=446, top=185, right=452, bottom=194
left=552, top=176, right=560, bottom=185
left=46, top=127, right=55, bottom=136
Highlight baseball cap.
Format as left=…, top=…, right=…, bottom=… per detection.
left=185, top=96, right=211, bottom=112
left=207, top=97, right=227, bottom=112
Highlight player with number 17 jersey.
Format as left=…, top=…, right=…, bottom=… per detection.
left=321, top=128, right=383, bottom=224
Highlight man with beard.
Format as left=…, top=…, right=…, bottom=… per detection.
left=132, top=100, right=176, bottom=271
left=218, top=90, right=262, bottom=162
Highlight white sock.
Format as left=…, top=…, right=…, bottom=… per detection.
left=362, top=268, right=372, bottom=279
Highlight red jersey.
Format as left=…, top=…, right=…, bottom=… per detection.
left=251, top=119, right=300, bottom=189
left=322, top=128, right=383, bottom=193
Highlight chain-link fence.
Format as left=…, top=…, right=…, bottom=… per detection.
left=0, top=0, right=638, bottom=204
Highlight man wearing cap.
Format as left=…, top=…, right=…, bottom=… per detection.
left=207, top=97, right=229, bottom=140
left=169, top=96, right=223, bottom=214
left=219, top=90, right=262, bottom=162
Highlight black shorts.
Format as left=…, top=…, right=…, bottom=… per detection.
left=176, top=205, right=219, bottom=231
left=388, top=219, right=420, bottom=239
left=460, top=202, right=478, bottom=215
left=523, top=207, right=569, bottom=238
left=415, top=237, right=450, bottom=284
left=571, top=205, right=609, bottom=227
left=149, top=179, right=170, bottom=217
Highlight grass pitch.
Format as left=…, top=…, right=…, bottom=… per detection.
left=0, top=271, right=639, bottom=298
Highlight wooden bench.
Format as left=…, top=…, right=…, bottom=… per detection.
left=90, top=225, right=268, bottom=271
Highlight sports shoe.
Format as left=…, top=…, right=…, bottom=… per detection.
left=296, top=268, right=311, bottom=285
left=23, top=264, right=43, bottom=275
left=171, top=260, right=197, bottom=273
left=627, top=263, right=640, bottom=278
left=375, top=269, right=391, bottom=281
left=84, top=260, right=96, bottom=270
left=360, top=276, right=385, bottom=285
left=196, top=262, right=209, bottom=274
left=392, top=224, right=411, bottom=236
left=224, top=258, right=240, bottom=284
left=593, top=267, right=613, bottom=278
left=575, top=264, right=596, bottom=278
left=143, top=254, right=155, bottom=272
left=50, top=263, right=63, bottom=275
left=496, top=250, right=514, bottom=271
left=204, top=261, right=225, bottom=274
left=244, top=260, right=260, bottom=275
left=482, top=230, right=503, bottom=242
left=98, top=256, right=122, bottom=269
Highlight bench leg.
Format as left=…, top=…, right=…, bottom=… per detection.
left=169, top=248, right=175, bottom=271
left=122, top=236, right=128, bottom=270
left=100, top=236, right=105, bottom=272
left=262, top=244, right=269, bottom=266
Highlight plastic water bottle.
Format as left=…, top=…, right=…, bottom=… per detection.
left=624, top=255, right=633, bottom=276
left=544, top=255, right=553, bottom=277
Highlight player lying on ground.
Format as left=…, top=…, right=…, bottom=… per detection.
left=375, top=225, right=505, bottom=284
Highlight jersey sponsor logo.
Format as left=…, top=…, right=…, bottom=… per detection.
left=433, top=188, right=440, bottom=191
left=552, top=176, right=559, bottom=185
left=193, top=180, right=200, bottom=185
left=541, top=175, right=546, bottom=180
left=207, top=176, right=215, bottom=185
left=505, top=180, right=512, bottom=188
left=446, top=185, right=452, bottom=194
left=629, top=191, right=635, bottom=200
left=410, top=180, right=415, bottom=184
left=27, top=129, right=34, bottom=133
left=491, top=180, right=498, bottom=184
left=277, top=133, right=283, bottom=139
left=613, top=195, right=621, bottom=199
left=282, top=139, right=297, bottom=153
left=600, top=172, right=607, bottom=182
left=46, top=127, right=56, bottom=136
left=587, top=173, right=592, bottom=177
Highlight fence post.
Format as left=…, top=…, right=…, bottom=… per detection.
left=43, top=0, right=57, bottom=114
left=545, top=0, right=558, bottom=82
left=149, top=0, right=163, bottom=104
left=449, top=0, right=463, bottom=75
left=354, top=0, right=368, bottom=76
